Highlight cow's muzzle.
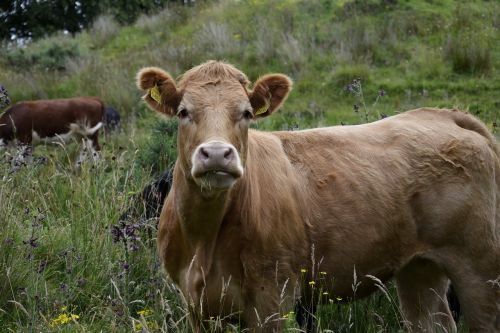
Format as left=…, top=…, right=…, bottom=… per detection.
left=191, top=141, right=243, bottom=190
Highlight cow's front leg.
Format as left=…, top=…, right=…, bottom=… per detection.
left=243, top=296, right=283, bottom=332
left=242, top=280, right=296, bottom=332
left=76, top=138, right=100, bottom=167
left=187, top=308, right=209, bottom=333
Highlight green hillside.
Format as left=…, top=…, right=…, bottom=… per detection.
left=0, top=0, right=498, bottom=331
left=1, top=0, right=499, bottom=128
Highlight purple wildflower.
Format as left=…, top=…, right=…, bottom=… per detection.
left=111, top=225, right=124, bottom=243
left=37, top=260, right=47, bottom=273
left=23, top=237, right=39, bottom=248
left=77, top=278, right=86, bottom=287
left=4, top=238, right=14, bottom=245
left=122, top=262, right=130, bottom=271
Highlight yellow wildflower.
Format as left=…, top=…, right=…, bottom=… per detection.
left=322, top=291, right=329, bottom=295
left=50, top=313, right=80, bottom=327
left=147, top=320, right=159, bottom=330
left=300, top=268, right=307, bottom=273
left=320, top=271, right=327, bottom=276
left=136, top=309, right=152, bottom=316
left=134, top=320, right=159, bottom=331
left=308, top=281, right=315, bottom=286
left=336, top=296, right=342, bottom=301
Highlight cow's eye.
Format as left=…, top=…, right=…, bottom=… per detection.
left=243, top=110, right=254, bottom=120
left=177, top=108, right=189, bottom=119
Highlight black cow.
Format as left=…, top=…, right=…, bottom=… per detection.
left=141, top=169, right=173, bottom=220
left=119, top=169, right=173, bottom=224
left=104, top=106, right=121, bottom=131
left=113, top=169, right=173, bottom=249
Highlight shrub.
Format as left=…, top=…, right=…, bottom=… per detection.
left=254, top=22, right=279, bottom=63
left=443, top=4, right=494, bottom=75
left=135, top=7, right=184, bottom=34
left=5, top=34, right=81, bottom=71
left=194, top=22, right=240, bottom=58
left=89, top=15, right=120, bottom=48
left=444, top=33, right=491, bottom=75
left=278, top=33, right=306, bottom=74
left=330, top=64, right=371, bottom=90
left=137, top=117, right=178, bottom=176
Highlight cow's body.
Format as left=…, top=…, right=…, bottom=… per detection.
left=0, top=97, right=104, bottom=164
left=138, top=61, right=500, bottom=333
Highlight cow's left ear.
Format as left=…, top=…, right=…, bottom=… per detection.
left=249, top=74, right=292, bottom=118
left=136, top=67, right=181, bottom=116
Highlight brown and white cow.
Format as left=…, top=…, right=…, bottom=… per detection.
left=0, top=97, right=104, bottom=164
left=137, top=61, right=500, bottom=333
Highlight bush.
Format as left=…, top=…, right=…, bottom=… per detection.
left=194, top=22, right=241, bottom=59
left=89, top=15, right=120, bottom=48
left=137, top=117, right=178, bottom=176
left=443, top=4, right=494, bottom=75
left=5, top=34, right=81, bottom=71
left=330, top=64, right=371, bottom=90
left=278, top=33, right=306, bottom=74
left=444, top=33, right=491, bottom=75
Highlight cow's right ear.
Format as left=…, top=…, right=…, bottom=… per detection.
left=136, top=67, right=181, bottom=116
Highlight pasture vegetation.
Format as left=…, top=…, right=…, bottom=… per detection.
left=0, top=0, right=498, bottom=331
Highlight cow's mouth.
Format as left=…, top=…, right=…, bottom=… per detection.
left=193, top=168, right=242, bottom=190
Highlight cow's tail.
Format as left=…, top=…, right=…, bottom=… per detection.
left=450, top=109, right=498, bottom=154
left=87, top=122, right=103, bottom=135
left=70, top=122, right=103, bottom=136
left=449, top=109, right=500, bottom=239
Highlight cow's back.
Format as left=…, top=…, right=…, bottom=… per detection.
left=0, top=97, right=104, bottom=142
left=271, top=108, right=499, bottom=296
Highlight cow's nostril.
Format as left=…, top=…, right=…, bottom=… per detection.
left=200, top=147, right=210, bottom=160
left=223, top=148, right=233, bottom=159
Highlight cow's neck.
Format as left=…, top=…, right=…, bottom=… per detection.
left=174, top=171, right=231, bottom=271
left=177, top=179, right=229, bottom=241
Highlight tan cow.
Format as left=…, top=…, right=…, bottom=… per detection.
left=137, top=61, right=500, bottom=333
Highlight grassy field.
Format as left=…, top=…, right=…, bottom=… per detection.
left=0, top=0, right=499, bottom=331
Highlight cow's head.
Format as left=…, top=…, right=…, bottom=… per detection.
left=137, top=61, right=292, bottom=192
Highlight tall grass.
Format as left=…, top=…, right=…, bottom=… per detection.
left=89, top=15, right=121, bottom=48
left=442, top=3, right=496, bottom=75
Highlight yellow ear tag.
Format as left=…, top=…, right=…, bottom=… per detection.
left=255, top=100, right=270, bottom=116
left=255, top=106, right=267, bottom=116
left=149, top=85, right=161, bottom=103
